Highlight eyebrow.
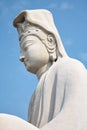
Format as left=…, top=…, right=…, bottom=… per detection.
left=20, top=39, right=34, bottom=49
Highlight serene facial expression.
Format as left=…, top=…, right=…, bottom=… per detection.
left=20, top=35, right=50, bottom=74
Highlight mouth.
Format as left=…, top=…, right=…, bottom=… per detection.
left=24, top=59, right=29, bottom=65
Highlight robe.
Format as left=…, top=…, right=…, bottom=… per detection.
left=29, top=57, right=87, bottom=130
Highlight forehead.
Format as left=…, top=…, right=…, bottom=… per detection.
left=20, top=35, right=37, bottom=47
left=17, top=20, right=48, bottom=36
left=17, top=22, right=40, bottom=45
left=17, top=21, right=48, bottom=48
left=17, top=21, right=38, bottom=33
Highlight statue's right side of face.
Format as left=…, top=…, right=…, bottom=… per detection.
left=20, top=34, right=50, bottom=74
left=17, top=21, right=57, bottom=76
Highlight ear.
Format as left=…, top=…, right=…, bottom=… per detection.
left=47, top=34, right=57, bottom=62
left=49, top=52, right=57, bottom=62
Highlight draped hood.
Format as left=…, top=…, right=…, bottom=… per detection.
left=13, top=9, right=67, bottom=59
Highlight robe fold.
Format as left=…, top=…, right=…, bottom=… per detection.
left=28, top=57, right=87, bottom=129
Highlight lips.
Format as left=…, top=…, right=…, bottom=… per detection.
left=24, top=58, right=29, bottom=65
left=24, top=58, right=28, bottom=63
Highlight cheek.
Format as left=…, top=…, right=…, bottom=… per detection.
left=26, top=44, right=50, bottom=64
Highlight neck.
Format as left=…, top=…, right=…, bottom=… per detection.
left=36, top=62, right=52, bottom=80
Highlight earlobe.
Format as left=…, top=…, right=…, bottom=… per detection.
left=49, top=51, right=57, bottom=62
left=46, top=34, right=57, bottom=62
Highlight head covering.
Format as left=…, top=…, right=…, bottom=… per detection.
left=13, top=9, right=67, bottom=58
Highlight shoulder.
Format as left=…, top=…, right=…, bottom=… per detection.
left=47, top=56, right=87, bottom=81
left=50, top=56, right=87, bottom=81
left=55, top=56, right=86, bottom=71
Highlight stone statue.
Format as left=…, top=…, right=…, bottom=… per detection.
left=0, top=9, right=87, bottom=130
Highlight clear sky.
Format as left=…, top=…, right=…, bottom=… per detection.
left=0, top=0, right=87, bottom=121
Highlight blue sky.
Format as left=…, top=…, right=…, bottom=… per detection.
left=0, top=0, right=87, bottom=121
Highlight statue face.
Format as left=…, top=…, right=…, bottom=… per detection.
left=20, top=35, right=50, bottom=74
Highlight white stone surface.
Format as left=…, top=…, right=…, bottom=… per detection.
left=0, top=114, right=39, bottom=130
left=0, top=9, right=87, bottom=130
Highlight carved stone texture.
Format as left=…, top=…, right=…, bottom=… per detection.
left=0, top=9, right=87, bottom=130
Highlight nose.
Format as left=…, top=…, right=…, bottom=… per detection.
left=19, top=56, right=25, bottom=62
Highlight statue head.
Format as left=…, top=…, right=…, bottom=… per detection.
left=13, top=9, right=67, bottom=78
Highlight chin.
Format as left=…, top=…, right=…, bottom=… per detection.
left=26, top=66, right=37, bottom=74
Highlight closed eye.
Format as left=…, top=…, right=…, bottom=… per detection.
left=23, top=41, right=33, bottom=50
